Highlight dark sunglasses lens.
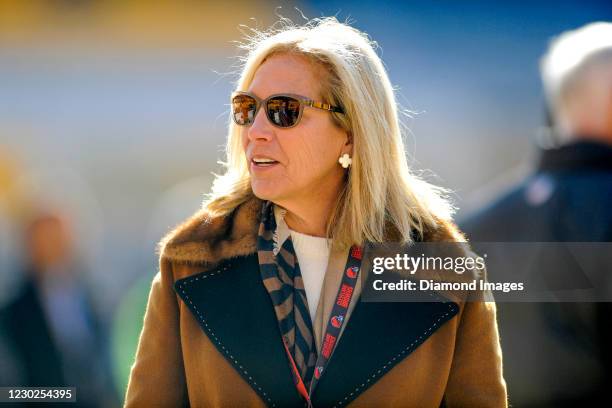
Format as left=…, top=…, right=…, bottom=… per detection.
left=232, top=94, right=257, bottom=125
left=266, top=96, right=301, bottom=127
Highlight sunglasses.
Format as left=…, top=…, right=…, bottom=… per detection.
left=231, top=91, right=344, bottom=129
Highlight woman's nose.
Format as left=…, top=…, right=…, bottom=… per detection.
left=247, top=106, right=274, bottom=142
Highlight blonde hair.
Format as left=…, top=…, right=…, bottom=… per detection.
left=205, top=17, right=454, bottom=247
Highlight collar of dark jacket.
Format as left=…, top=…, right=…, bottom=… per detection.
left=537, top=140, right=612, bottom=173
left=159, top=195, right=465, bottom=265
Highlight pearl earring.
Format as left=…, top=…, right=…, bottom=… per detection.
left=338, top=153, right=352, bottom=168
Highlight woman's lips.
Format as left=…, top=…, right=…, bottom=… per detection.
left=250, top=158, right=280, bottom=172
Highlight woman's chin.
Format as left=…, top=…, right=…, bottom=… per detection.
left=251, top=182, right=285, bottom=202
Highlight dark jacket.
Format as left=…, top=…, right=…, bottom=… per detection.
left=463, top=140, right=612, bottom=242
left=1, top=278, right=65, bottom=387
left=461, top=140, right=612, bottom=407
left=1, top=272, right=118, bottom=407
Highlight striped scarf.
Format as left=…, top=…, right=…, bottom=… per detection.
left=257, top=201, right=317, bottom=389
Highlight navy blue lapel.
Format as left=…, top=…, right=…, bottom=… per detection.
left=310, top=295, right=459, bottom=407
left=174, top=253, right=459, bottom=408
left=173, top=254, right=304, bottom=408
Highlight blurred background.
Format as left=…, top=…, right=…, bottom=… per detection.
left=1, top=0, right=611, bottom=406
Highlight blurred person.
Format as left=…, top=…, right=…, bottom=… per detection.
left=0, top=213, right=118, bottom=407
left=461, top=22, right=612, bottom=407
left=125, top=17, right=506, bottom=407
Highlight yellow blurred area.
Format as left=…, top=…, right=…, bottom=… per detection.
left=0, top=0, right=280, bottom=49
left=0, top=149, right=32, bottom=220
left=0, top=149, right=20, bottom=214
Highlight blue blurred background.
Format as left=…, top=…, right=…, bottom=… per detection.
left=1, top=0, right=611, bottom=405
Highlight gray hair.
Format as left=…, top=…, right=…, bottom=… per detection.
left=540, top=22, right=612, bottom=141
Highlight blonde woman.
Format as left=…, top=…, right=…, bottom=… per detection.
left=125, top=18, right=507, bottom=407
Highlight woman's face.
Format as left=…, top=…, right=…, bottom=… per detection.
left=241, top=53, right=351, bottom=207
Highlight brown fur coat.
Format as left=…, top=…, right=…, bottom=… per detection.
left=125, top=196, right=507, bottom=407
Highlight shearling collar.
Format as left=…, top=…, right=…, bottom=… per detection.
left=159, top=195, right=465, bottom=265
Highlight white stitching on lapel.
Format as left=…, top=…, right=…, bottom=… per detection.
left=331, top=292, right=458, bottom=408
left=177, top=264, right=278, bottom=408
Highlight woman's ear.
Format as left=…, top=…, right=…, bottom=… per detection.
left=343, top=131, right=354, bottom=155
